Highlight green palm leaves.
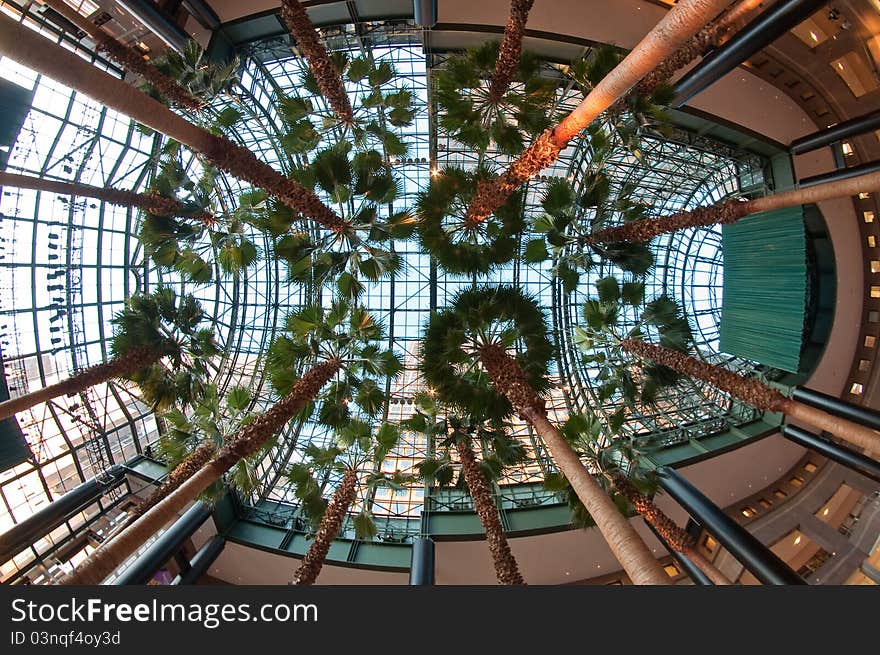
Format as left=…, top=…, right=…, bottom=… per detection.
left=416, top=167, right=525, bottom=275
left=266, top=300, right=402, bottom=428
left=422, top=286, right=553, bottom=421
left=436, top=42, right=555, bottom=157
left=111, top=288, right=218, bottom=410
left=574, top=276, right=693, bottom=408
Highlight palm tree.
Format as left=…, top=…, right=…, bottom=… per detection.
left=0, top=14, right=346, bottom=233
left=621, top=338, right=880, bottom=455
left=144, top=39, right=240, bottom=108
left=288, top=421, right=407, bottom=584
left=58, top=357, right=341, bottom=585
left=422, top=286, right=669, bottom=584
left=279, top=0, right=355, bottom=124
left=574, top=279, right=880, bottom=455
left=463, top=0, right=732, bottom=223
left=0, top=171, right=214, bottom=224
left=59, top=299, right=400, bottom=584
left=587, top=168, right=880, bottom=244
left=416, top=166, right=525, bottom=276
left=631, top=0, right=765, bottom=100
left=409, top=393, right=527, bottom=585
left=436, top=42, right=555, bottom=157
left=41, top=0, right=203, bottom=111
left=264, top=143, right=406, bottom=297
left=0, top=288, right=217, bottom=420
left=610, top=474, right=732, bottom=585
left=124, top=384, right=260, bottom=527
left=549, top=395, right=733, bottom=585
left=488, top=0, right=537, bottom=104
left=139, top=152, right=258, bottom=284
left=523, top=177, right=654, bottom=293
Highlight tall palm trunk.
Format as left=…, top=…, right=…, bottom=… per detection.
left=0, top=171, right=214, bottom=224
left=124, top=442, right=219, bottom=527
left=0, top=15, right=346, bottom=233
left=621, top=339, right=880, bottom=454
left=487, top=0, right=535, bottom=105
left=464, top=0, right=731, bottom=224
left=455, top=438, right=526, bottom=585
left=589, top=168, right=880, bottom=244
left=0, top=345, right=158, bottom=421
left=612, top=475, right=732, bottom=585
left=632, top=0, right=765, bottom=97
left=58, top=360, right=340, bottom=585
left=478, top=344, right=669, bottom=584
left=279, top=0, right=355, bottom=124
left=292, top=468, right=358, bottom=585
left=42, top=0, right=201, bottom=110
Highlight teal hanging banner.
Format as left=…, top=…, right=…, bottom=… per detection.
left=719, top=206, right=807, bottom=373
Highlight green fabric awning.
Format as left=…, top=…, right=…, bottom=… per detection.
left=719, top=206, right=807, bottom=373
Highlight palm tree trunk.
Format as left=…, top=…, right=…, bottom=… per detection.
left=589, top=168, right=880, bottom=244
left=42, top=0, right=201, bottom=110
left=487, top=0, right=535, bottom=105
left=612, top=475, right=732, bottom=585
left=0, top=171, right=214, bottom=224
left=632, top=0, right=765, bottom=97
left=683, top=547, right=732, bottom=585
left=0, top=14, right=346, bottom=233
left=455, top=438, right=526, bottom=585
left=478, top=344, right=669, bottom=584
left=464, top=0, right=731, bottom=223
left=0, top=345, right=158, bottom=421
left=279, top=0, right=355, bottom=124
left=620, top=339, right=880, bottom=454
left=123, top=442, right=219, bottom=527
left=292, top=467, right=358, bottom=585
left=57, top=359, right=340, bottom=585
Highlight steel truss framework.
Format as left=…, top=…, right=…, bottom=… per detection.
left=0, top=15, right=782, bottom=569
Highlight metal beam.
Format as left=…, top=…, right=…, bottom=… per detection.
left=797, top=159, right=880, bottom=189
left=672, top=0, right=828, bottom=108
left=112, top=502, right=212, bottom=585
left=791, top=110, right=880, bottom=156
left=113, top=0, right=191, bottom=53
left=409, top=537, right=435, bottom=585
left=173, top=535, right=226, bottom=584
left=792, top=386, right=880, bottom=432
left=180, top=0, right=221, bottom=32
left=656, top=467, right=805, bottom=585
left=0, top=465, right=125, bottom=565
left=782, top=424, right=880, bottom=484
left=413, top=0, right=438, bottom=28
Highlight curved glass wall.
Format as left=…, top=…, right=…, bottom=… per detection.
left=0, top=14, right=782, bottom=579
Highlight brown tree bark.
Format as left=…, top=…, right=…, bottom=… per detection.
left=292, top=468, right=358, bottom=585
left=0, top=345, right=158, bottom=421
left=0, top=171, right=214, bottom=224
left=589, top=168, right=880, bottom=244
left=42, top=0, right=202, bottom=110
left=487, top=0, right=535, bottom=104
left=455, top=438, right=526, bottom=585
left=620, top=339, right=880, bottom=455
left=612, top=475, right=732, bottom=585
left=279, top=0, right=355, bottom=124
left=0, top=15, right=346, bottom=233
left=58, top=360, right=340, bottom=584
left=478, top=344, right=669, bottom=584
left=124, top=442, right=219, bottom=527
left=464, top=0, right=731, bottom=223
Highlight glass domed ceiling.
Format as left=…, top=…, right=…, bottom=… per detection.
left=0, top=16, right=771, bottom=558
